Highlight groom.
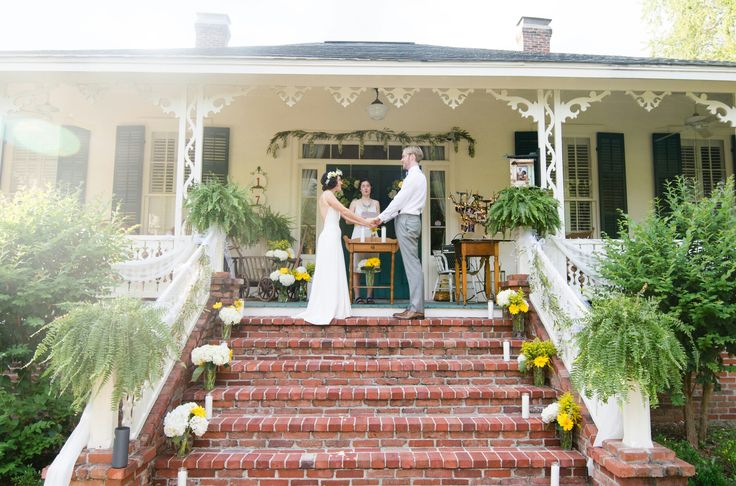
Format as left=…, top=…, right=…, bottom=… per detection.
left=371, top=146, right=427, bottom=320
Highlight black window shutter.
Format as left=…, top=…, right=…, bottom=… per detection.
left=202, top=127, right=229, bottom=184
left=596, top=133, right=628, bottom=238
left=514, top=131, right=541, bottom=187
left=56, top=126, right=90, bottom=202
left=112, top=126, right=145, bottom=230
left=731, top=134, right=736, bottom=177
left=652, top=133, right=682, bottom=208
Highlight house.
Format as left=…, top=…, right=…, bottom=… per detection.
left=5, top=13, right=733, bottom=485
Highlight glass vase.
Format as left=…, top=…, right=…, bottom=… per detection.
left=365, top=271, right=375, bottom=289
left=172, top=432, right=194, bottom=458
left=533, top=365, right=545, bottom=386
left=512, top=313, right=525, bottom=338
left=203, top=365, right=217, bottom=391
left=559, top=428, right=574, bottom=450
left=298, top=283, right=307, bottom=301
left=278, top=287, right=289, bottom=303
left=221, top=323, right=232, bottom=341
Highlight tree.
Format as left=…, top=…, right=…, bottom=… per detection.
left=599, top=177, right=736, bottom=447
left=643, top=0, right=736, bottom=61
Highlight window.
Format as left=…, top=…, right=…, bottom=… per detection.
left=564, top=137, right=595, bottom=234
left=681, top=139, right=725, bottom=197
left=145, top=132, right=177, bottom=234
left=10, top=143, right=57, bottom=192
left=301, top=144, right=446, bottom=161
left=299, top=169, right=319, bottom=254
left=429, top=170, right=447, bottom=251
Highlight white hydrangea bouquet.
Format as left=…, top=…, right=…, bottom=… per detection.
left=191, top=342, right=232, bottom=391
left=212, top=299, right=244, bottom=340
left=265, top=248, right=290, bottom=262
left=163, top=402, right=209, bottom=457
left=270, top=267, right=296, bottom=303
left=496, top=288, right=529, bottom=337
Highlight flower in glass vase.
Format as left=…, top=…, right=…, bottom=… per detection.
left=541, top=392, right=581, bottom=449
left=270, top=267, right=296, bottom=302
left=519, top=338, right=557, bottom=386
left=163, top=402, right=209, bottom=457
left=358, top=257, right=381, bottom=289
left=213, top=299, right=243, bottom=340
left=496, top=288, right=529, bottom=337
left=293, top=266, right=311, bottom=301
left=191, top=343, right=232, bottom=391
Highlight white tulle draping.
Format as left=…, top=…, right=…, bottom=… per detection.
left=548, top=237, right=605, bottom=283
left=113, top=238, right=195, bottom=282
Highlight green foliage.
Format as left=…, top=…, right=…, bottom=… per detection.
left=31, top=297, right=177, bottom=412
left=0, top=364, right=75, bottom=485
left=643, top=0, right=736, bottom=61
left=185, top=180, right=260, bottom=246
left=599, top=177, right=736, bottom=387
left=572, top=293, right=687, bottom=407
left=485, top=186, right=561, bottom=237
left=520, top=339, right=557, bottom=366
left=655, top=433, right=733, bottom=485
left=0, top=188, right=130, bottom=356
left=267, top=127, right=476, bottom=158
left=258, top=207, right=294, bottom=244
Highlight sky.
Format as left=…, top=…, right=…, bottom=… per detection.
left=0, top=0, right=649, bottom=57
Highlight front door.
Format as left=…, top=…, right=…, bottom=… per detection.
left=329, top=163, right=411, bottom=300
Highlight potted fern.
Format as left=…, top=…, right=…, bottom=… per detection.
left=571, top=293, right=687, bottom=448
left=257, top=205, right=295, bottom=245
left=31, top=297, right=177, bottom=467
left=485, top=186, right=561, bottom=238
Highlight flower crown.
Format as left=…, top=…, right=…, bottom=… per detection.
left=326, top=169, right=343, bottom=183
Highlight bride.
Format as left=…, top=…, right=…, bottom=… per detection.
left=296, top=169, right=373, bottom=325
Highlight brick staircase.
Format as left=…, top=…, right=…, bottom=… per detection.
left=153, top=317, right=588, bottom=485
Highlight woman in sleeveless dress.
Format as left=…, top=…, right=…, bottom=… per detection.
left=348, top=179, right=381, bottom=304
left=296, top=170, right=372, bottom=325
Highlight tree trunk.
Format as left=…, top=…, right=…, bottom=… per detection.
left=684, top=372, right=698, bottom=447
left=698, top=381, right=714, bottom=444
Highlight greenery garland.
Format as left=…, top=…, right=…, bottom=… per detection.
left=527, top=249, right=575, bottom=352
left=266, top=127, right=476, bottom=158
left=170, top=252, right=212, bottom=343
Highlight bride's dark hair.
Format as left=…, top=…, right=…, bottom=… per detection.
left=321, top=171, right=340, bottom=191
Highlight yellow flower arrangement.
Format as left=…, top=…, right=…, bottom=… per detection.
left=520, top=338, right=557, bottom=386
left=279, top=267, right=289, bottom=275
left=212, top=302, right=223, bottom=310
left=557, top=412, right=574, bottom=431
left=191, top=406, right=207, bottom=418
left=533, top=355, right=550, bottom=368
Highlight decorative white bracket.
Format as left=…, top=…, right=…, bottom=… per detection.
left=556, top=90, right=610, bottom=123
left=432, top=88, right=474, bottom=109
left=76, top=83, right=109, bottom=104
left=486, top=89, right=544, bottom=122
left=325, top=87, right=366, bottom=107
left=382, top=88, right=419, bottom=108
left=274, top=86, right=311, bottom=107
left=686, top=92, right=736, bottom=127
left=625, top=90, right=670, bottom=112
left=201, top=85, right=253, bottom=118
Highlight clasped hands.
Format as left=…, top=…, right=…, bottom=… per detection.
left=367, top=217, right=382, bottom=228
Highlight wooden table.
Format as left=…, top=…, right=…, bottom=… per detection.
left=343, top=236, right=400, bottom=304
left=453, top=239, right=501, bottom=305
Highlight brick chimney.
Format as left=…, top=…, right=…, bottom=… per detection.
left=195, top=13, right=231, bottom=48
left=516, top=17, right=552, bottom=54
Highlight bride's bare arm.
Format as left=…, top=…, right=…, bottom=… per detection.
left=324, top=192, right=372, bottom=226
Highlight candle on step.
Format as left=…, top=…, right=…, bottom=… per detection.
left=360, top=226, right=365, bottom=242
left=381, top=226, right=387, bottom=242
left=550, top=462, right=560, bottom=486
left=521, top=393, right=530, bottom=418
left=177, top=467, right=188, bottom=486
left=205, top=394, right=213, bottom=419
left=487, top=299, right=494, bottom=319
left=503, top=340, right=511, bottom=361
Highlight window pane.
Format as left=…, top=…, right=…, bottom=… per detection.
left=301, top=144, right=330, bottom=159
left=362, top=145, right=388, bottom=159
left=430, top=228, right=446, bottom=252
left=389, top=145, right=403, bottom=159
left=430, top=171, right=446, bottom=198
left=300, top=169, right=319, bottom=253
left=330, top=144, right=359, bottom=159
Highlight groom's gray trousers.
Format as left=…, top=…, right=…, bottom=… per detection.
left=395, top=213, right=424, bottom=312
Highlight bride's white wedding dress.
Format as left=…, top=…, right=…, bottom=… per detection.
left=296, top=206, right=351, bottom=325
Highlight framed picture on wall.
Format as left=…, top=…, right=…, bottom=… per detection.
left=509, top=158, right=535, bottom=187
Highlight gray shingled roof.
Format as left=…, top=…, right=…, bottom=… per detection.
left=2, top=41, right=735, bottom=67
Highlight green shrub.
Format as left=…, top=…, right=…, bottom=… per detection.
left=485, top=186, right=561, bottom=237
left=655, top=434, right=731, bottom=486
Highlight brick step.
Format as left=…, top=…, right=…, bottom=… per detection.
left=219, top=358, right=529, bottom=387
left=194, top=414, right=560, bottom=449
left=153, top=447, right=588, bottom=485
left=187, top=384, right=554, bottom=415
left=221, top=337, right=524, bottom=358
left=231, top=317, right=512, bottom=339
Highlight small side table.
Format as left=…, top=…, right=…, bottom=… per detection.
left=453, top=239, right=501, bottom=305
left=343, top=236, right=400, bottom=304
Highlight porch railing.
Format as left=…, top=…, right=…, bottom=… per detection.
left=44, top=227, right=224, bottom=486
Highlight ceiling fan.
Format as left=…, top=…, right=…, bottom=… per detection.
left=655, top=107, right=718, bottom=142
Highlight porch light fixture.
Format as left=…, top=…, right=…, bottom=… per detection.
left=367, top=88, right=388, bottom=120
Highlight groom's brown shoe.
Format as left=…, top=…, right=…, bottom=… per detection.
left=393, top=309, right=411, bottom=319
left=395, top=310, right=425, bottom=320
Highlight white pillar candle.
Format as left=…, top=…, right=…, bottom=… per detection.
left=550, top=462, right=560, bottom=486
left=177, top=467, right=188, bottom=486
left=487, top=300, right=494, bottom=319
left=503, top=340, right=511, bottom=361
left=521, top=393, right=530, bottom=419
left=360, top=227, right=365, bottom=242
left=381, top=226, right=387, bottom=242
left=205, top=394, right=213, bottom=419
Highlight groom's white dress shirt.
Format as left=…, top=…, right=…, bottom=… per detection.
left=379, top=165, right=427, bottom=222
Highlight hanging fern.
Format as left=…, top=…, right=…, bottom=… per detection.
left=30, top=297, right=178, bottom=412
left=267, top=127, right=476, bottom=158
left=485, top=186, right=561, bottom=237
